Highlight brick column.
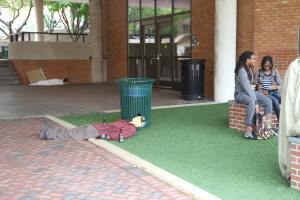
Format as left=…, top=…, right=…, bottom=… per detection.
left=289, top=137, right=300, bottom=191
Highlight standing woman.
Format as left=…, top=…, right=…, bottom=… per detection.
left=254, top=56, right=282, bottom=122
left=234, top=51, right=272, bottom=139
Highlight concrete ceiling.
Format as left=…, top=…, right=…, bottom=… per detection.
left=44, top=0, right=89, bottom=3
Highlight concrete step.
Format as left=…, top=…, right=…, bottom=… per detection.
left=0, top=75, right=20, bottom=79
left=0, top=79, right=21, bottom=85
left=0, top=63, right=13, bottom=68
left=0, top=67, right=14, bottom=72
left=0, top=60, right=12, bottom=65
left=0, top=71, right=17, bottom=75
left=0, top=59, right=21, bottom=85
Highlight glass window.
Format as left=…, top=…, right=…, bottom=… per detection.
left=156, top=0, right=172, bottom=16
left=174, top=0, right=190, bottom=13
left=128, top=0, right=140, bottom=21
left=128, top=22, right=141, bottom=57
left=144, top=25, right=155, bottom=56
left=141, top=0, right=155, bottom=19
left=159, top=24, right=172, bottom=57
left=174, top=13, right=191, bottom=56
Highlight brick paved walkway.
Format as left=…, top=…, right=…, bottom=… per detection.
left=0, top=118, right=194, bottom=200
left=0, top=83, right=212, bottom=120
left=0, top=84, right=211, bottom=200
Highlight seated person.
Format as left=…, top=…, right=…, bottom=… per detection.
left=254, top=56, right=282, bottom=121
left=40, top=114, right=145, bottom=141
left=30, top=78, right=69, bottom=86
left=234, top=51, right=272, bottom=139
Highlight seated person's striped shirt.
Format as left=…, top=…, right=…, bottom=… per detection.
left=261, top=74, right=272, bottom=90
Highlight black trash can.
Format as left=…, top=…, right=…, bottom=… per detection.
left=181, top=59, right=206, bottom=100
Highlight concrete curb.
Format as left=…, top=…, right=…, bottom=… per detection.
left=104, top=101, right=223, bottom=113
left=88, top=138, right=221, bottom=200
left=44, top=115, right=77, bottom=129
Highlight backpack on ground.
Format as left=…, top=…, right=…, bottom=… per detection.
left=252, top=113, right=274, bottom=140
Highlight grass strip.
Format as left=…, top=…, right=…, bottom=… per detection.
left=60, top=103, right=300, bottom=200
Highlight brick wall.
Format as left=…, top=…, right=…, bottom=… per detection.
left=102, top=0, right=127, bottom=82
left=101, top=0, right=300, bottom=96
left=238, top=0, right=300, bottom=79
left=192, top=0, right=215, bottom=98
left=12, top=60, right=91, bottom=84
left=237, top=0, right=255, bottom=56
left=253, top=0, right=300, bottom=78
left=291, top=141, right=300, bottom=191
left=229, top=100, right=278, bottom=132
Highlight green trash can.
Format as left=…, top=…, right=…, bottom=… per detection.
left=1, top=46, right=8, bottom=59
left=116, top=78, right=155, bottom=128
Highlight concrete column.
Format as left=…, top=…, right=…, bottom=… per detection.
left=34, top=0, right=44, bottom=41
left=89, top=0, right=104, bottom=82
left=214, top=0, right=237, bottom=102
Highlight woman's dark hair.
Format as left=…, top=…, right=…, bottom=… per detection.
left=234, top=51, right=254, bottom=82
left=234, top=51, right=254, bottom=75
left=63, top=78, right=69, bottom=83
left=261, top=56, right=273, bottom=71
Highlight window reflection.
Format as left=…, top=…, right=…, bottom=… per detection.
left=141, top=0, right=155, bottom=19
left=159, top=24, right=173, bottom=81
left=128, top=22, right=141, bottom=57
left=174, top=0, right=190, bottom=13
left=174, top=13, right=191, bottom=56
left=128, top=0, right=191, bottom=21
left=159, top=24, right=172, bottom=57
left=128, top=22, right=141, bottom=77
left=128, top=0, right=140, bottom=21
left=156, top=0, right=172, bottom=16
left=144, top=26, right=155, bottom=56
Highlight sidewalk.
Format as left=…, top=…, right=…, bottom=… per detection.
left=0, top=83, right=212, bottom=200
left=0, top=83, right=211, bottom=120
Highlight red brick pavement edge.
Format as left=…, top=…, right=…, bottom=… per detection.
left=0, top=118, right=195, bottom=200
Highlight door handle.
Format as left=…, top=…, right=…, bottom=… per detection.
left=156, top=54, right=161, bottom=61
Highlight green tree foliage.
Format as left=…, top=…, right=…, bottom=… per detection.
left=44, top=7, right=59, bottom=33
left=44, top=2, right=89, bottom=42
left=128, top=6, right=139, bottom=21
left=0, top=0, right=33, bottom=38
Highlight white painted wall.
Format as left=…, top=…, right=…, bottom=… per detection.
left=8, top=42, right=90, bottom=60
left=89, top=0, right=104, bottom=83
left=34, top=0, right=44, bottom=41
left=214, top=0, right=237, bottom=102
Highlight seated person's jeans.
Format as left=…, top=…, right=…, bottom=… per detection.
left=269, top=90, right=281, bottom=103
left=268, top=90, right=281, bottom=120
left=234, top=91, right=272, bottom=126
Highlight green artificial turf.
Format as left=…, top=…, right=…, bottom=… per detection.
left=59, top=103, right=300, bottom=200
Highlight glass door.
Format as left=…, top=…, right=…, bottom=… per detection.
left=142, top=19, right=173, bottom=88
left=157, top=22, right=173, bottom=87
left=142, top=25, right=156, bottom=82
left=128, top=0, right=191, bottom=89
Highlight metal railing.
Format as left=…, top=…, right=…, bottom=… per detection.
left=10, top=31, right=88, bottom=43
